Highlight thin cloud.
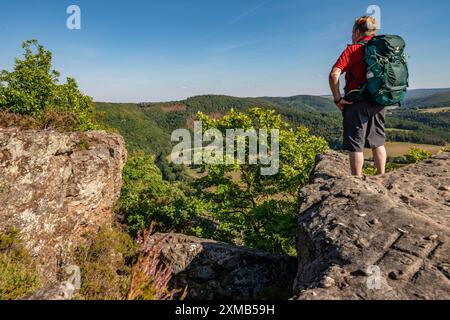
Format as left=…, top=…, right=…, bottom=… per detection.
left=229, top=0, right=270, bottom=25
left=204, top=0, right=270, bottom=40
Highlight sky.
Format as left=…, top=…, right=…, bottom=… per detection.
left=0, top=0, right=450, bottom=102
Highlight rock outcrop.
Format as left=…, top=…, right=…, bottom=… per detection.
left=294, top=151, right=450, bottom=300
left=2, top=125, right=448, bottom=301
left=150, top=233, right=298, bottom=300
left=0, top=128, right=126, bottom=282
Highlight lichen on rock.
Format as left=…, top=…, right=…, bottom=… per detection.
left=0, top=128, right=127, bottom=283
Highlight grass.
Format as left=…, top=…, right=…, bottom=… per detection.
left=73, top=223, right=184, bottom=301
left=0, top=109, right=93, bottom=132
left=386, top=128, right=413, bottom=133
left=419, top=106, right=450, bottom=114
left=73, top=224, right=136, bottom=300
left=0, top=229, right=42, bottom=300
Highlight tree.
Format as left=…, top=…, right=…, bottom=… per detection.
left=117, top=153, right=206, bottom=236
left=0, top=40, right=96, bottom=131
left=194, top=108, right=328, bottom=255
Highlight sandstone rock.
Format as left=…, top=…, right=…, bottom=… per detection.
left=320, top=277, right=335, bottom=289
left=0, top=128, right=126, bottom=283
left=149, top=233, right=298, bottom=300
left=24, top=282, right=76, bottom=301
left=294, top=151, right=450, bottom=300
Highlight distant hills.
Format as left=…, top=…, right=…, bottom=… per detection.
left=96, top=94, right=343, bottom=155
left=260, top=95, right=336, bottom=113
left=404, top=88, right=450, bottom=109
left=95, top=89, right=450, bottom=158
left=323, top=88, right=450, bottom=109
left=404, top=88, right=450, bottom=100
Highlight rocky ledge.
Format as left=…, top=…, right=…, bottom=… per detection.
left=294, top=151, right=450, bottom=300
left=0, top=129, right=126, bottom=282
left=150, top=233, right=298, bottom=300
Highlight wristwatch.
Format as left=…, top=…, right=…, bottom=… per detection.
left=334, top=97, right=343, bottom=105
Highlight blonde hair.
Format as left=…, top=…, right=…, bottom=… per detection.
left=353, top=16, right=378, bottom=36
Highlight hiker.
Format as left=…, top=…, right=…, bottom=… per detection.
left=329, top=16, right=387, bottom=176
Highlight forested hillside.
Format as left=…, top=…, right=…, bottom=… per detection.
left=96, top=95, right=343, bottom=154
left=404, top=87, right=450, bottom=99
left=96, top=94, right=450, bottom=158
left=261, top=95, right=337, bottom=113
left=403, top=91, right=450, bottom=109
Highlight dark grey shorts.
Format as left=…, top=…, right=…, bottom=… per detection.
left=343, top=100, right=387, bottom=152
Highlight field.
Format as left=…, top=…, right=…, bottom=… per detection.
left=364, top=142, right=445, bottom=159
left=386, top=128, right=413, bottom=133
left=419, top=107, right=450, bottom=113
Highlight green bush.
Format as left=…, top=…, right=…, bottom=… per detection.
left=405, top=147, right=433, bottom=164
left=73, top=224, right=136, bottom=300
left=0, top=229, right=41, bottom=300
left=362, top=165, right=378, bottom=176
left=73, top=223, right=184, bottom=300
left=117, top=153, right=206, bottom=236
left=0, top=40, right=97, bottom=131
left=363, top=163, right=400, bottom=176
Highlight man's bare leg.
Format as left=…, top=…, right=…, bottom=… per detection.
left=349, top=152, right=364, bottom=176
left=373, top=146, right=387, bottom=175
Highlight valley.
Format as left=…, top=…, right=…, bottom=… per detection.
left=95, top=90, right=450, bottom=161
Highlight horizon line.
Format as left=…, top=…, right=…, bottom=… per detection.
left=92, top=86, right=450, bottom=104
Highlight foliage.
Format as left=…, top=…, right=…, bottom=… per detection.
left=362, top=165, right=378, bottom=176
left=0, top=40, right=97, bottom=131
left=363, top=163, right=400, bottom=176
left=264, top=95, right=338, bottom=113
left=155, top=153, right=192, bottom=183
left=95, top=102, right=172, bottom=155
left=128, top=225, right=186, bottom=300
left=403, top=91, right=450, bottom=109
left=386, top=110, right=450, bottom=146
left=96, top=96, right=450, bottom=162
left=0, top=229, right=41, bottom=300
left=73, top=224, right=136, bottom=300
left=73, top=223, right=185, bottom=301
left=364, top=147, right=433, bottom=176
left=194, top=108, right=328, bottom=255
left=0, top=111, right=40, bottom=129
left=117, top=153, right=206, bottom=236
left=386, top=163, right=401, bottom=172
left=405, top=147, right=433, bottom=164
left=95, top=95, right=343, bottom=156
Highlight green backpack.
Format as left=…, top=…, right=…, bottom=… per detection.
left=348, top=35, right=409, bottom=106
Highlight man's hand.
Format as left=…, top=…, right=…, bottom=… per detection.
left=329, top=67, right=353, bottom=112
left=336, top=98, right=353, bottom=112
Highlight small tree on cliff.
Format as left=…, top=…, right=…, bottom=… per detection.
left=0, top=40, right=96, bottom=131
left=194, top=108, right=329, bottom=255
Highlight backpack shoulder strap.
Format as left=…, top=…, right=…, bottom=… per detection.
left=346, top=69, right=365, bottom=89
left=346, top=41, right=368, bottom=88
left=344, top=41, right=370, bottom=91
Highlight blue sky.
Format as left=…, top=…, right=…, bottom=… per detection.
left=1, top=0, right=449, bottom=102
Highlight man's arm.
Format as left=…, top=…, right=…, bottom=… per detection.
left=329, top=67, right=352, bottom=111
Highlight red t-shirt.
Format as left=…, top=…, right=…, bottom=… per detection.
left=333, top=36, right=372, bottom=93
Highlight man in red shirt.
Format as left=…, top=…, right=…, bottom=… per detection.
left=329, top=16, right=387, bottom=176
